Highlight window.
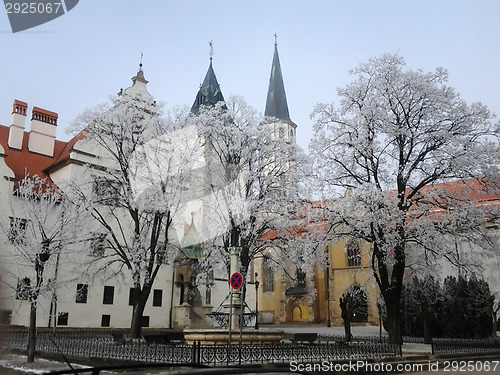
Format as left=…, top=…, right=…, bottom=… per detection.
left=141, top=316, right=150, bottom=327
left=9, top=217, right=27, bottom=244
left=57, top=312, right=69, bottom=326
left=91, top=233, right=107, bottom=256
left=92, top=177, right=119, bottom=205
left=279, top=127, right=285, bottom=139
left=346, top=239, right=361, bottom=267
left=103, top=286, right=114, bottom=305
left=101, top=314, right=111, bottom=327
left=16, top=277, right=30, bottom=300
left=262, top=257, right=274, bottom=292
left=128, top=288, right=137, bottom=306
left=297, top=268, right=306, bottom=287
left=75, top=284, right=88, bottom=303
left=152, top=289, right=162, bottom=307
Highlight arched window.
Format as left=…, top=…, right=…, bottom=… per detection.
left=279, top=127, right=285, bottom=139
left=346, top=239, right=361, bottom=267
left=262, top=257, right=274, bottom=292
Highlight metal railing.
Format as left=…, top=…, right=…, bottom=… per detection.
left=431, top=337, right=500, bottom=355
left=1, top=331, right=401, bottom=365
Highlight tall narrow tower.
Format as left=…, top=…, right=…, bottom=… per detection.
left=191, top=44, right=225, bottom=115
left=264, top=36, right=297, bottom=144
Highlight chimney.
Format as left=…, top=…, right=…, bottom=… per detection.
left=8, top=100, right=28, bottom=150
left=28, top=106, right=58, bottom=157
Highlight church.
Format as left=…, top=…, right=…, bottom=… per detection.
left=0, top=40, right=349, bottom=331
left=3, top=39, right=496, bottom=335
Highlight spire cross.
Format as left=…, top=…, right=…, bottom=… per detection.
left=139, top=52, right=143, bottom=70
left=274, top=33, right=278, bottom=46
left=209, top=40, right=214, bottom=61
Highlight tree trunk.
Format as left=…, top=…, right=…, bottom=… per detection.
left=27, top=300, right=37, bottom=363
left=130, top=291, right=149, bottom=339
left=343, top=317, right=352, bottom=342
left=386, top=297, right=402, bottom=345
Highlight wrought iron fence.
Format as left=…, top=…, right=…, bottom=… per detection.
left=1, top=331, right=401, bottom=365
left=431, top=337, right=500, bottom=355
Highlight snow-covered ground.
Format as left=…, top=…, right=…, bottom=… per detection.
left=0, top=353, right=94, bottom=374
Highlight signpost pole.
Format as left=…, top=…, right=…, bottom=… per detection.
left=238, top=271, right=246, bottom=364
left=228, top=290, right=233, bottom=347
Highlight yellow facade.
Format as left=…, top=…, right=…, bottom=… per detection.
left=327, top=238, right=380, bottom=326
left=257, top=238, right=381, bottom=327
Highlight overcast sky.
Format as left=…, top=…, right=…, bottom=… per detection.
left=1, top=0, right=499, bottom=152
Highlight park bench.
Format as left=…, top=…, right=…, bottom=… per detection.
left=291, top=332, right=318, bottom=344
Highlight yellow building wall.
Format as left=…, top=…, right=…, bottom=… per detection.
left=257, top=238, right=381, bottom=327
left=327, top=239, right=380, bottom=326
left=256, top=251, right=319, bottom=325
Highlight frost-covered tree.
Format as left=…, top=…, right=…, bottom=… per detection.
left=190, top=96, right=312, bottom=296
left=311, top=54, right=500, bottom=343
left=68, top=93, right=191, bottom=338
left=1, top=175, right=90, bottom=363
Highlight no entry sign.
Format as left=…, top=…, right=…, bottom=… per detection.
left=230, top=272, right=243, bottom=290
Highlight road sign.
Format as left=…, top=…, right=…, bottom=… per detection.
left=230, top=272, right=243, bottom=290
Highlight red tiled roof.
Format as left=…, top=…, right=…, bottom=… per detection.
left=260, top=180, right=499, bottom=241
left=0, top=124, right=85, bottom=188
left=46, top=130, right=87, bottom=173
left=0, top=125, right=64, bottom=183
left=413, top=179, right=499, bottom=203
left=260, top=222, right=328, bottom=241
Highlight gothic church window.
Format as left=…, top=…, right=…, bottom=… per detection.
left=346, top=239, right=361, bottom=267
left=262, top=257, right=274, bottom=292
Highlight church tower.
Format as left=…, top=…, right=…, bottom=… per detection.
left=181, top=46, right=227, bottom=248
left=264, top=37, right=297, bottom=144
left=191, top=43, right=225, bottom=115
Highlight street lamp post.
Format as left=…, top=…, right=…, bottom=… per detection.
left=377, top=301, right=382, bottom=343
left=254, top=272, right=259, bottom=330
left=326, top=265, right=331, bottom=327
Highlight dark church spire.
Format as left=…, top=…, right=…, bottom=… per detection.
left=191, top=42, right=225, bottom=115
left=264, top=36, right=293, bottom=124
